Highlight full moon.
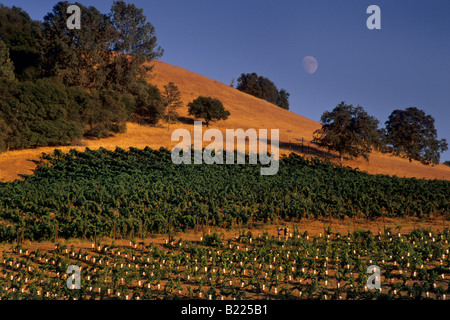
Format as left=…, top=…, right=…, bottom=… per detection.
left=302, top=56, right=318, bottom=74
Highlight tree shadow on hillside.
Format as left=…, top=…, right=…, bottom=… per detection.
left=273, top=139, right=338, bottom=160
left=170, top=120, right=338, bottom=160
left=178, top=117, right=195, bottom=125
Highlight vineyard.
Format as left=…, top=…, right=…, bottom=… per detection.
left=0, top=147, right=449, bottom=300
left=0, top=147, right=449, bottom=243
left=0, top=228, right=449, bottom=300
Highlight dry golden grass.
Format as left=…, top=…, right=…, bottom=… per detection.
left=0, top=60, right=449, bottom=181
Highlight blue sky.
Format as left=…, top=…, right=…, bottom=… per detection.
left=3, top=0, right=450, bottom=162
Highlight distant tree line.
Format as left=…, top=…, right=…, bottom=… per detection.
left=235, top=72, right=290, bottom=110
left=0, top=2, right=173, bottom=153
left=312, top=102, right=448, bottom=165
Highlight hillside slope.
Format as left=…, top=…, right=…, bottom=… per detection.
left=0, top=60, right=449, bottom=181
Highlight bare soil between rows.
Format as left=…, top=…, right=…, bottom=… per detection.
left=1, top=216, right=446, bottom=252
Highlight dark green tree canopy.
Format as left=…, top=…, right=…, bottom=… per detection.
left=81, top=89, right=129, bottom=138
left=188, top=96, right=230, bottom=127
left=0, top=40, right=15, bottom=81
left=0, top=2, right=165, bottom=154
left=42, top=2, right=116, bottom=88
left=276, top=89, right=290, bottom=110
left=0, top=5, right=44, bottom=80
left=0, top=78, right=85, bottom=150
left=107, top=0, right=163, bottom=90
left=236, top=72, right=289, bottom=110
left=312, top=102, right=380, bottom=162
left=128, top=78, right=164, bottom=125
left=110, top=1, right=163, bottom=59
left=42, top=1, right=163, bottom=90
left=384, top=107, right=448, bottom=165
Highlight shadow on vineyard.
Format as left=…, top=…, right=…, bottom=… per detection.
left=0, top=147, right=448, bottom=243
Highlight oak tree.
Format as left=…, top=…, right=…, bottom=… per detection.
left=312, top=102, right=380, bottom=163
left=384, top=107, right=448, bottom=165
left=188, top=96, right=230, bottom=127
left=236, top=72, right=289, bottom=110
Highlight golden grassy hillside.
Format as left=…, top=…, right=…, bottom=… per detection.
left=0, top=60, right=449, bottom=181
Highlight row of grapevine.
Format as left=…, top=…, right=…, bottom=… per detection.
left=0, top=228, right=448, bottom=300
